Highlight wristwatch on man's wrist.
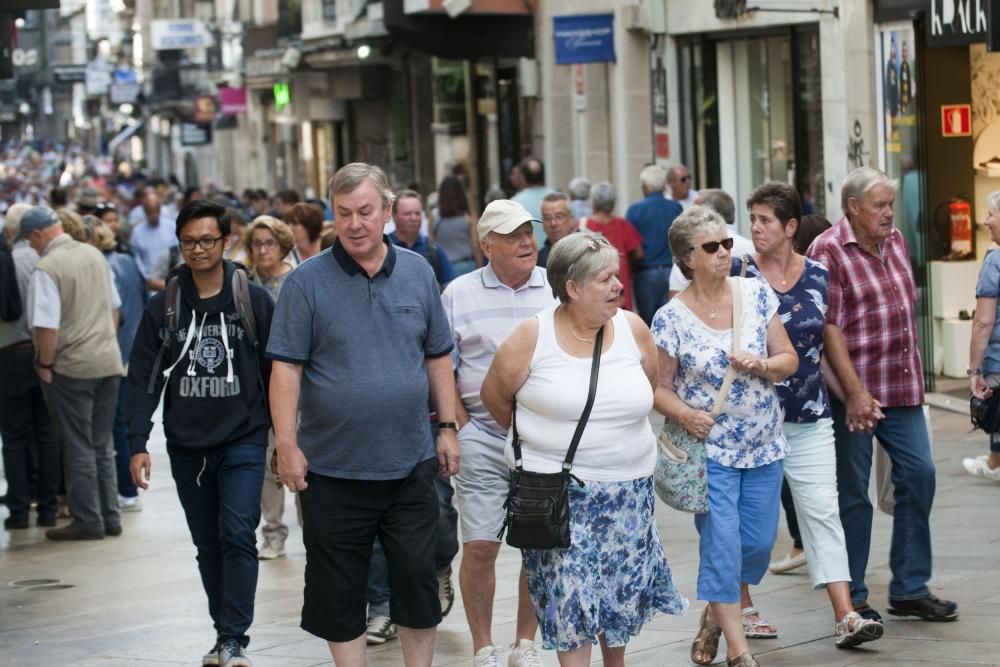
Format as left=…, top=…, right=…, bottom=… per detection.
left=438, top=421, right=458, bottom=430
left=967, top=367, right=983, bottom=377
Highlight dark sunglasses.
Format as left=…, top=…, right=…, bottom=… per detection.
left=694, top=238, right=734, bottom=254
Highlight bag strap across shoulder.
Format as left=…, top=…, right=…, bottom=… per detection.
left=710, top=277, right=743, bottom=419
left=512, top=323, right=605, bottom=471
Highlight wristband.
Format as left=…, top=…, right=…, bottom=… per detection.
left=438, top=421, right=458, bottom=430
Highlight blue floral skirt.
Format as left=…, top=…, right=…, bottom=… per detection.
left=521, top=476, right=689, bottom=652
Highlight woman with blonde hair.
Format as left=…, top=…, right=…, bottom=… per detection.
left=82, top=215, right=148, bottom=512
left=247, top=216, right=296, bottom=304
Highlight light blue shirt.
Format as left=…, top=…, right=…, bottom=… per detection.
left=976, top=249, right=1000, bottom=373
left=129, top=215, right=177, bottom=277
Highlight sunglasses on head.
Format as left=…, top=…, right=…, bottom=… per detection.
left=694, top=238, right=734, bottom=253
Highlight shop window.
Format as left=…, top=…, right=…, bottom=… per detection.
left=321, top=0, right=337, bottom=23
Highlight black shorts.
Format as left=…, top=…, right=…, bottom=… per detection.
left=299, top=458, right=441, bottom=642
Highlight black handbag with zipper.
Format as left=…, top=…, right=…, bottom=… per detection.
left=498, top=326, right=604, bottom=550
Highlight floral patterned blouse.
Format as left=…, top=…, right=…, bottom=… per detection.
left=737, top=256, right=831, bottom=423
left=651, top=277, right=787, bottom=469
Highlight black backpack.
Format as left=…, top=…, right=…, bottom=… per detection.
left=146, top=267, right=265, bottom=400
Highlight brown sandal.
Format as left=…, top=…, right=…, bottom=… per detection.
left=727, top=652, right=760, bottom=667
left=691, top=605, right=722, bottom=665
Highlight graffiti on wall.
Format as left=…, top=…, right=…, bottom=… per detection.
left=848, top=119, right=870, bottom=168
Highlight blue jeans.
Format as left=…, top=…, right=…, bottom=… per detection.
left=694, top=458, right=783, bottom=602
left=169, top=443, right=266, bottom=647
left=831, top=400, right=936, bottom=603
left=367, top=474, right=459, bottom=618
left=633, top=265, right=671, bottom=325
left=112, top=382, right=137, bottom=498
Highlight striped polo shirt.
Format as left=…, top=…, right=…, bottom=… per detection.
left=442, top=264, right=557, bottom=436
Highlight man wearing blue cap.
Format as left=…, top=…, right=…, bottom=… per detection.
left=19, top=206, right=125, bottom=541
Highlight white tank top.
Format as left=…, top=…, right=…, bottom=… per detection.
left=507, top=305, right=657, bottom=482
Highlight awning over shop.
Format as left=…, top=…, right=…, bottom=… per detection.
left=108, top=121, right=143, bottom=154
left=383, top=0, right=534, bottom=60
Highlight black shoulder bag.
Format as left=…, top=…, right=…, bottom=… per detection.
left=971, top=391, right=1000, bottom=434
left=498, top=325, right=604, bottom=549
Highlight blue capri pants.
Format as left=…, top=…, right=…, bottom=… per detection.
left=694, top=458, right=783, bottom=603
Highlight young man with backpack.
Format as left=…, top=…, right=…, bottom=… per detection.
left=124, top=199, right=274, bottom=667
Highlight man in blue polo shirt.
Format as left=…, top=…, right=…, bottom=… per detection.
left=625, top=164, right=683, bottom=324
left=389, top=189, right=454, bottom=288
left=267, top=163, right=460, bottom=667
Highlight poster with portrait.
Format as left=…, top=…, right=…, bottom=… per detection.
left=876, top=25, right=924, bottom=268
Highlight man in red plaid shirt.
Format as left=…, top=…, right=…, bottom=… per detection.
left=807, top=167, right=958, bottom=623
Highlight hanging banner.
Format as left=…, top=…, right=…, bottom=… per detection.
left=553, top=14, right=615, bottom=65
left=218, top=87, right=247, bottom=115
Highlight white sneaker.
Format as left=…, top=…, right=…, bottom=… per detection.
left=508, top=639, right=544, bottom=667
left=474, top=645, right=503, bottom=667
left=366, top=616, right=397, bottom=645
left=257, top=537, right=286, bottom=560
left=962, top=455, right=1000, bottom=481
left=119, top=495, right=142, bottom=513
left=438, top=566, right=455, bottom=617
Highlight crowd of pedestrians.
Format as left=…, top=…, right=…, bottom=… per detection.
left=0, top=143, right=977, bottom=667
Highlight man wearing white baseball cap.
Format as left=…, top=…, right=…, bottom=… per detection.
left=442, top=199, right=556, bottom=666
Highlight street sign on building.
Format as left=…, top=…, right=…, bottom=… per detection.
left=150, top=20, right=215, bottom=51
left=553, top=14, right=615, bottom=65
left=52, top=64, right=87, bottom=84
left=180, top=122, right=213, bottom=146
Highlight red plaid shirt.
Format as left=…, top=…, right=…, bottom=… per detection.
left=806, top=218, right=924, bottom=407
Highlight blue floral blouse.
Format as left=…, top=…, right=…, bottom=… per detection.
left=736, top=256, right=832, bottom=423
left=651, top=277, right=787, bottom=469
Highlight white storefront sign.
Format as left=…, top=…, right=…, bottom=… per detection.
left=150, top=19, right=215, bottom=51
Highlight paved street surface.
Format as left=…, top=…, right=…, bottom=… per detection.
left=2, top=404, right=998, bottom=666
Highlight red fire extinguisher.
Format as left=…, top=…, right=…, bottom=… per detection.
left=949, top=198, right=973, bottom=256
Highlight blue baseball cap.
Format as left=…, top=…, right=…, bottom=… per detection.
left=13, top=206, right=59, bottom=244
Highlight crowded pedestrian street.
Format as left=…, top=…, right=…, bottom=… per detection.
left=0, top=404, right=997, bottom=666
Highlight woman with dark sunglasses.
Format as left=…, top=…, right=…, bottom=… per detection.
left=650, top=205, right=798, bottom=667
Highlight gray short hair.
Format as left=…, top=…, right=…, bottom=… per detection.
left=669, top=205, right=728, bottom=280
left=328, top=162, right=394, bottom=209
left=840, top=166, right=897, bottom=213
left=547, top=231, right=620, bottom=304
left=987, top=190, right=1000, bottom=213
left=591, top=181, right=616, bottom=214
left=694, top=188, right=736, bottom=226
left=568, top=177, right=591, bottom=201
left=3, top=202, right=32, bottom=239
left=639, top=165, right=667, bottom=193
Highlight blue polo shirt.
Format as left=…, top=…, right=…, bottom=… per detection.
left=625, top=193, right=683, bottom=270
left=266, top=237, right=454, bottom=480
left=389, top=231, right=456, bottom=287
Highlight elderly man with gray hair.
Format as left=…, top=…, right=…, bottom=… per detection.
left=0, top=203, right=58, bottom=530
left=625, top=165, right=684, bottom=324
left=268, top=163, right=461, bottom=666
left=567, top=176, right=592, bottom=221
left=807, top=166, right=957, bottom=623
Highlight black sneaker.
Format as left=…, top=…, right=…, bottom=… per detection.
left=4, top=513, right=29, bottom=530
left=202, top=642, right=220, bottom=667
left=437, top=565, right=455, bottom=617
left=105, top=524, right=122, bottom=537
left=217, top=639, right=252, bottom=667
left=888, top=594, right=959, bottom=622
left=37, top=513, right=57, bottom=527
left=45, top=522, right=104, bottom=541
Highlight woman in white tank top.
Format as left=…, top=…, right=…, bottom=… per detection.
left=482, top=232, right=688, bottom=664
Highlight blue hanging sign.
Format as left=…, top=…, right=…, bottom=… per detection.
left=553, top=14, right=616, bottom=65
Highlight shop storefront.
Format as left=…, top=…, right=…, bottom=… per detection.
left=676, top=24, right=826, bottom=229
left=874, top=0, right=997, bottom=385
